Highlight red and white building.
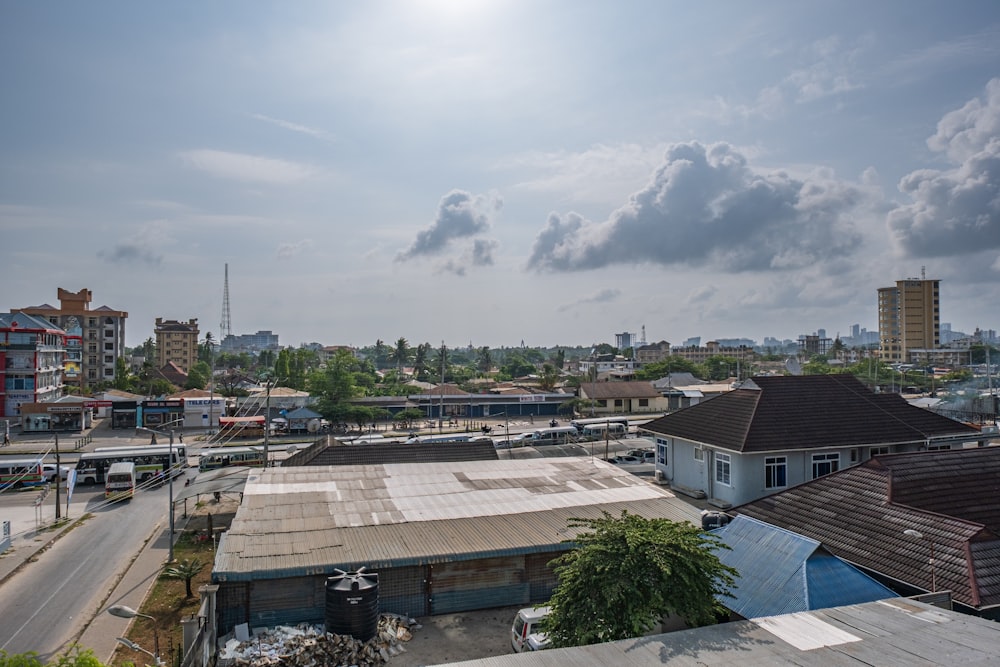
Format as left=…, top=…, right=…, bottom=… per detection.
left=0, top=312, right=67, bottom=421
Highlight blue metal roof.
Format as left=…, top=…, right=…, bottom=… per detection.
left=715, top=515, right=896, bottom=618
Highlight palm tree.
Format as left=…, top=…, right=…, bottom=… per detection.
left=390, top=337, right=410, bottom=375
left=413, top=343, right=430, bottom=381
left=477, top=346, right=492, bottom=374
left=161, top=558, right=205, bottom=598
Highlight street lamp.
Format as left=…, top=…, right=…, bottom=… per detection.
left=903, top=529, right=937, bottom=592
left=136, top=419, right=183, bottom=563
left=108, top=604, right=161, bottom=665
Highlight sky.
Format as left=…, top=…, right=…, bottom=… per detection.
left=3, top=1, right=1000, bottom=351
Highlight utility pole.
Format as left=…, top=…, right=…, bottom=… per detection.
left=168, top=429, right=175, bottom=562
left=54, top=433, right=61, bottom=520
left=263, top=380, right=272, bottom=468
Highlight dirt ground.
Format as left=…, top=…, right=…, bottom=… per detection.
left=389, top=605, right=523, bottom=666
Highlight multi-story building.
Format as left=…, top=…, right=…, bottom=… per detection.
left=155, top=318, right=200, bottom=373
left=15, top=288, right=128, bottom=391
left=634, top=340, right=672, bottom=364
left=220, top=330, right=280, bottom=353
left=877, top=277, right=940, bottom=363
left=0, top=312, right=66, bottom=420
left=670, top=341, right=757, bottom=366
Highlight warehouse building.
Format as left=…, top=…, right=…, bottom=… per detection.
left=211, top=457, right=700, bottom=633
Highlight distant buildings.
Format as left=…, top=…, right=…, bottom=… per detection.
left=154, top=318, right=200, bottom=373
left=14, top=287, right=128, bottom=391
left=220, top=330, right=280, bottom=353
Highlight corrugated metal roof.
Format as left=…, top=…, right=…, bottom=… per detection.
left=441, top=598, right=1000, bottom=667
left=715, top=516, right=896, bottom=619
left=213, top=458, right=701, bottom=581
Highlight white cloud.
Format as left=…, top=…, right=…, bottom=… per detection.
left=888, top=78, right=1000, bottom=257
left=528, top=141, right=873, bottom=274
left=178, top=149, right=317, bottom=185
left=250, top=114, right=335, bottom=142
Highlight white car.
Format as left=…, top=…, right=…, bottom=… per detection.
left=511, top=606, right=552, bottom=652
left=42, top=464, right=71, bottom=482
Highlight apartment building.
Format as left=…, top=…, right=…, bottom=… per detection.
left=15, top=287, right=128, bottom=391
left=877, top=277, right=940, bottom=363
left=0, top=312, right=66, bottom=419
left=155, top=318, right=200, bottom=373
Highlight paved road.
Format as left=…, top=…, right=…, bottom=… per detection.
left=0, top=479, right=174, bottom=660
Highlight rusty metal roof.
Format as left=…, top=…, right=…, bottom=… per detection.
left=212, top=458, right=701, bottom=581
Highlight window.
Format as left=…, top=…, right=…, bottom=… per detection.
left=715, top=452, right=731, bottom=486
left=614, top=399, right=623, bottom=408
left=765, top=456, right=787, bottom=489
left=638, top=398, right=649, bottom=407
left=596, top=400, right=607, bottom=407
left=694, top=446, right=704, bottom=462
left=812, top=453, right=839, bottom=478
left=657, top=442, right=668, bottom=466
left=870, top=446, right=890, bottom=457
left=927, top=444, right=952, bottom=452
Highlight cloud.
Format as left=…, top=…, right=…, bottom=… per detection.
left=436, top=239, right=499, bottom=276
left=179, top=149, right=317, bottom=184
left=528, top=141, right=868, bottom=273
left=396, top=190, right=502, bottom=262
left=558, top=288, right=621, bottom=312
left=887, top=78, right=1000, bottom=257
left=250, top=114, right=335, bottom=142
left=277, top=239, right=314, bottom=259
left=98, top=242, right=163, bottom=266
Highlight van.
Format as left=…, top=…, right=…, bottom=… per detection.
left=510, top=606, right=552, bottom=652
left=581, top=423, right=627, bottom=439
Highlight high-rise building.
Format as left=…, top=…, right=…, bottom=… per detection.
left=0, top=312, right=66, bottom=419
left=14, top=288, right=128, bottom=391
left=877, top=278, right=940, bottom=363
left=154, top=318, right=200, bottom=373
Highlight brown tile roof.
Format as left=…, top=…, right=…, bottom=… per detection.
left=734, top=447, right=1000, bottom=610
left=424, top=383, right=470, bottom=396
left=580, top=381, right=661, bottom=400
left=640, top=374, right=979, bottom=453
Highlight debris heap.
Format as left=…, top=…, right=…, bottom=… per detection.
left=218, top=613, right=420, bottom=667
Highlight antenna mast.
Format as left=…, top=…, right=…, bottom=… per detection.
left=220, top=263, right=232, bottom=341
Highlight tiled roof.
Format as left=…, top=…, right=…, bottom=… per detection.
left=640, top=374, right=979, bottom=453
left=424, top=383, right=470, bottom=396
left=734, top=447, right=1000, bottom=610
left=580, top=381, right=661, bottom=399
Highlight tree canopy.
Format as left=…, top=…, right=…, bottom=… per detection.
left=545, top=511, right=736, bottom=648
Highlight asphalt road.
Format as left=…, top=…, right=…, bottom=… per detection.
left=0, top=480, right=170, bottom=659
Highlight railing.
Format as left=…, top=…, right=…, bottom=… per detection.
left=74, top=435, right=92, bottom=450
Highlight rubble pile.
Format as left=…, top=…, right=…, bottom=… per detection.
left=218, top=613, right=421, bottom=667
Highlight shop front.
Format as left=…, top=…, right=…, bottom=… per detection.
left=19, top=403, right=88, bottom=433
left=141, top=399, right=184, bottom=429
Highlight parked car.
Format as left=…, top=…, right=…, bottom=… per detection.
left=511, top=606, right=552, bottom=652
left=627, top=449, right=655, bottom=462
left=606, top=455, right=642, bottom=465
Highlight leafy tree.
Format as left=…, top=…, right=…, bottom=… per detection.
left=372, top=339, right=390, bottom=370
left=593, top=343, right=617, bottom=356
left=390, top=337, right=410, bottom=375
left=257, top=349, right=276, bottom=370
left=1, top=646, right=107, bottom=667
left=477, top=346, right=493, bottom=374
left=161, top=558, right=205, bottom=598
left=703, top=355, right=737, bottom=381
left=198, top=331, right=216, bottom=366
left=500, top=353, right=536, bottom=379
left=113, top=357, right=132, bottom=391
left=413, top=343, right=431, bottom=381
left=140, top=336, right=156, bottom=362
left=551, top=348, right=566, bottom=369
left=634, top=356, right=700, bottom=381
left=348, top=405, right=375, bottom=430
left=539, top=363, right=560, bottom=391
left=308, top=349, right=360, bottom=417
left=394, top=407, right=426, bottom=429
left=434, top=343, right=449, bottom=382
left=545, top=511, right=736, bottom=648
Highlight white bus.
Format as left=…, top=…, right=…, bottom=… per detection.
left=198, top=446, right=266, bottom=472
left=520, top=426, right=580, bottom=446
left=580, top=422, right=628, bottom=440
left=76, top=446, right=185, bottom=485
left=95, top=443, right=189, bottom=462
left=0, top=458, right=45, bottom=489
left=570, top=417, right=630, bottom=433
left=105, top=462, right=136, bottom=501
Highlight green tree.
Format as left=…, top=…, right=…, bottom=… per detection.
left=413, top=343, right=431, bottom=381
left=308, top=349, right=360, bottom=417
left=348, top=405, right=375, bottom=430
left=161, top=558, right=205, bottom=598
left=703, top=355, right=737, bottom=381
left=539, top=363, right=560, bottom=391
left=390, top=337, right=410, bottom=375
left=198, top=332, right=216, bottom=365
left=634, top=356, right=700, bottom=381
left=394, top=407, right=426, bottom=429
left=372, top=339, right=390, bottom=370
left=113, top=357, right=132, bottom=391
left=434, top=343, right=449, bottom=382
left=500, top=353, right=536, bottom=379
left=545, top=511, right=736, bottom=648
left=1, top=646, right=108, bottom=667
left=477, top=346, right=493, bottom=374
left=593, top=343, right=617, bottom=356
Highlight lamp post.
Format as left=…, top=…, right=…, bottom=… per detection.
left=903, top=529, right=937, bottom=592
left=136, top=420, right=181, bottom=562
left=108, top=604, right=161, bottom=665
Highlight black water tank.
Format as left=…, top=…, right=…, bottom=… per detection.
left=325, top=567, right=379, bottom=641
left=701, top=511, right=732, bottom=530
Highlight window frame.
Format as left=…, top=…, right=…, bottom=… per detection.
left=764, top=456, right=787, bottom=489
left=715, top=452, right=731, bottom=487
left=811, top=452, right=840, bottom=479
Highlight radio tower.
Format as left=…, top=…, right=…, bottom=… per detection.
left=220, top=263, right=232, bottom=342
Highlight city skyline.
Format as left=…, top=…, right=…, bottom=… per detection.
left=3, top=2, right=1000, bottom=349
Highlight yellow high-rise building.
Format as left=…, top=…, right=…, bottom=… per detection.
left=877, top=278, right=940, bottom=363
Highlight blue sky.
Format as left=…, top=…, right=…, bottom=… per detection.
left=3, top=1, right=1000, bottom=350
